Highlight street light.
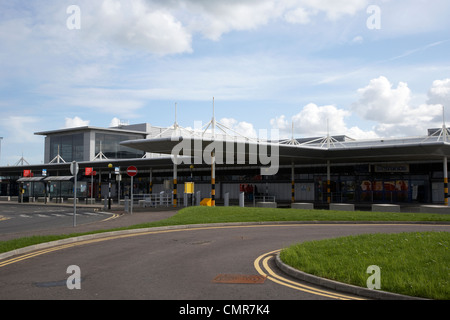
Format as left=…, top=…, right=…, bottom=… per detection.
left=108, top=163, right=113, bottom=210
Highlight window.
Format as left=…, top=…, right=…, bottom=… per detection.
left=49, top=133, right=84, bottom=162
left=95, top=133, right=145, bottom=159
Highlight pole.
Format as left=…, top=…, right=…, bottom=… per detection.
left=108, top=164, right=112, bottom=210
left=73, top=168, right=77, bottom=227
left=91, top=173, right=93, bottom=202
left=118, top=174, right=121, bottom=204
left=131, top=175, right=134, bottom=214
left=211, top=151, right=216, bottom=207
left=173, top=156, right=178, bottom=207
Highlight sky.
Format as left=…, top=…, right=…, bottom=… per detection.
left=0, top=0, right=450, bottom=165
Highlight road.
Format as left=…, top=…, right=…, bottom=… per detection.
left=1, top=220, right=448, bottom=303
left=0, top=203, right=117, bottom=237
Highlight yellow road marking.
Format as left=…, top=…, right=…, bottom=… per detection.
left=254, top=249, right=365, bottom=300
left=101, top=213, right=120, bottom=222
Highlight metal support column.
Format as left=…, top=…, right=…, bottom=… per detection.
left=211, top=151, right=216, bottom=207
left=173, top=156, right=177, bottom=207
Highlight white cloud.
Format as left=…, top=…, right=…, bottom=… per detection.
left=295, top=0, right=369, bottom=20
left=427, top=78, right=450, bottom=107
left=219, top=117, right=258, bottom=138
left=292, top=103, right=350, bottom=136
left=351, top=35, right=364, bottom=44
left=270, top=115, right=289, bottom=132
left=345, top=126, right=378, bottom=140
left=178, top=0, right=281, bottom=41
left=109, top=117, right=121, bottom=127
left=92, top=0, right=192, bottom=55
left=284, top=7, right=311, bottom=25
left=351, top=76, right=412, bottom=124
left=64, top=116, right=90, bottom=128
left=151, top=0, right=371, bottom=41
left=377, top=0, right=450, bottom=36
left=270, top=103, right=378, bottom=139
left=270, top=76, right=450, bottom=140
left=0, top=116, right=42, bottom=144
left=352, top=76, right=443, bottom=136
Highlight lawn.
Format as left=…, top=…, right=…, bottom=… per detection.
left=149, top=206, right=450, bottom=224
left=280, top=231, right=450, bottom=300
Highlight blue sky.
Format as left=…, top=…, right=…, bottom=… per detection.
left=1, top=0, right=450, bottom=165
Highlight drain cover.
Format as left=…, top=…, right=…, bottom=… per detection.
left=212, top=274, right=267, bottom=284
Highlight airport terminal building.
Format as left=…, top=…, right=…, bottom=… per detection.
left=1, top=120, right=450, bottom=208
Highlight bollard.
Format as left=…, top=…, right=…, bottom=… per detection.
left=239, top=192, right=245, bottom=207
left=196, top=191, right=201, bottom=206
left=224, top=192, right=229, bottom=206
left=124, top=196, right=129, bottom=213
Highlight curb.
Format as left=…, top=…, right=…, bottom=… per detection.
left=274, top=253, right=427, bottom=300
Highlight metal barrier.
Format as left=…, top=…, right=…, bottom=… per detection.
left=253, top=195, right=276, bottom=206
left=137, top=193, right=172, bottom=207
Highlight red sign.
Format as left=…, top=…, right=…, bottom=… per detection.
left=85, top=167, right=93, bottom=176
left=127, top=166, right=138, bottom=177
left=23, top=170, right=32, bottom=177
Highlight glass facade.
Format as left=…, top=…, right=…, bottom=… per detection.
left=50, top=133, right=84, bottom=162
left=95, top=133, right=145, bottom=159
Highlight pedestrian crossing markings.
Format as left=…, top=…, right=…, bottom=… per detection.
left=2, top=212, right=110, bottom=220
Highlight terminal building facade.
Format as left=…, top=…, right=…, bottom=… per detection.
left=1, top=121, right=450, bottom=208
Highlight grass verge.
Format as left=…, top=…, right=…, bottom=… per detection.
left=280, top=231, right=450, bottom=299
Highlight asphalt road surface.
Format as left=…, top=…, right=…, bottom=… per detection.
left=0, top=203, right=117, bottom=238
left=1, top=219, right=448, bottom=303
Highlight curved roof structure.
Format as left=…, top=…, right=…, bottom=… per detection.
left=120, top=132, right=450, bottom=166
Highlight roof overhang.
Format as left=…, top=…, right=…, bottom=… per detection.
left=121, top=136, right=450, bottom=166
left=34, top=126, right=148, bottom=136
left=0, top=156, right=179, bottom=175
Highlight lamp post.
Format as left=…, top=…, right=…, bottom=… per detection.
left=108, top=163, right=113, bottom=210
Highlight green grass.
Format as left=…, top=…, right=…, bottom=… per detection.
left=0, top=206, right=449, bottom=254
left=153, top=206, right=450, bottom=224
left=280, top=231, right=450, bottom=299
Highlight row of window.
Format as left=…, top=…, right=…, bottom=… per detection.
left=49, top=132, right=145, bottom=162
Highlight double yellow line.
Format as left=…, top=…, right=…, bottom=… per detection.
left=254, top=249, right=365, bottom=300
